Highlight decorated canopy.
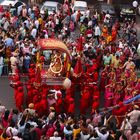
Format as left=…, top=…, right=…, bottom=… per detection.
left=38, top=39, right=71, bottom=62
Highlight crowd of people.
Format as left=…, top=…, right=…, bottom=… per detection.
left=0, top=0, right=140, bottom=139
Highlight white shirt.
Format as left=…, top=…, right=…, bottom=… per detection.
left=120, top=118, right=132, bottom=130
left=123, top=61, right=135, bottom=70
left=55, top=18, right=59, bottom=25
left=24, top=19, right=29, bottom=28
left=80, top=131, right=90, bottom=140
left=27, top=120, right=38, bottom=128
left=12, top=136, right=22, bottom=140
left=104, top=14, right=110, bottom=23
left=137, top=43, right=140, bottom=56
left=28, top=8, right=32, bottom=16
left=34, top=20, right=39, bottom=29
left=132, top=0, right=138, bottom=7
left=0, top=105, right=5, bottom=115
left=127, top=110, right=140, bottom=124
left=119, top=41, right=124, bottom=49
left=88, top=20, right=92, bottom=27
left=10, top=56, right=18, bottom=66
left=50, top=137, right=61, bottom=140
left=6, top=127, right=18, bottom=137
left=31, top=28, right=37, bottom=38
left=105, top=14, right=110, bottom=19
left=95, top=26, right=101, bottom=36
left=3, top=21, right=9, bottom=31
left=0, top=57, right=3, bottom=66
left=17, top=5, right=22, bottom=16
left=86, top=10, right=90, bottom=18
left=95, top=127, right=109, bottom=140
left=63, top=127, right=73, bottom=135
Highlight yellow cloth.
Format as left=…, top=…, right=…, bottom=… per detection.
left=106, top=35, right=112, bottom=44
left=111, top=54, right=116, bottom=64
left=113, top=59, right=120, bottom=69
left=102, top=27, right=108, bottom=38
left=38, top=18, right=43, bottom=25
left=0, top=134, right=10, bottom=140
left=73, top=128, right=81, bottom=140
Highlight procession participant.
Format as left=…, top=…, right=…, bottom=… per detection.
left=103, top=53, right=111, bottom=66
left=80, top=86, right=91, bottom=114
left=91, top=110, right=101, bottom=127
left=111, top=26, right=117, bottom=42
left=34, top=97, right=44, bottom=117
left=121, top=57, right=135, bottom=72
left=124, top=125, right=139, bottom=140
left=94, top=23, right=101, bottom=45
left=92, top=70, right=99, bottom=82
left=108, top=68, right=116, bottom=84
left=113, top=82, right=123, bottom=105
left=73, top=56, right=83, bottom=78
left=85, top=27, right=93, bottom=41
left=40, top=94, right=48, bottom=115
left=106, top=34, right=112, bottom=44
left=135, top=78, right=140, bottom=91
left=111, top=102, right=127, bottom=127
left=55, top=93, right=63, bottom=114
left=104, top=84, right=113, bottom=108
left=92, top=84, right=100, bottom=99
left=26, top=85, right=34, bottom=105
left=23, top=103, right=36, bottom=117
left=92, top=97, right=100, bottom=113
left=100, top=67, right=108, bottom=92
left=10, top=52, right=18, bottom=74
left=47, top=93, right=56, bottom=109
left=16, top=86, right=24, bottom=112
left=102, top=25, right=108, bottom=40
left=123, top=88, right=133, bottom=103
left=14, top=81, right=22, bottom=103
left=64, top=88, right=74, bottom=112
left=127, top=105, right=140, bottom=125
left=67, top=98, right=75, bottom=114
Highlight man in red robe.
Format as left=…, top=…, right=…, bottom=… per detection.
left=68, top=98, right=75, bottom=114
left=92, top=97, right=100, bottom=112
left=40, top=94, right=48, bottom=116
left=80, top=86, right=91, bottom=114
left=16, top=86, right=24, bottom=112
left=26, top=85, right=34, bottom=105
left=33, top=94, right=46, bottom=117
left=112, top=101, right=129, bottom=127
left=14, top=81, right=22, bottom=102
left=93, top=85, right=100, bottom=98
left=55, top=93, right=63, bottom=114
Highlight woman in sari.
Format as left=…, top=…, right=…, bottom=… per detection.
left=104, top=84, right=113, bottom=107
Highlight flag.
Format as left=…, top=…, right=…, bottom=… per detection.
left=74, top=57, right=83, bottom=77
left=77, top=36, right=83, bottom=52
left=34, top=66, right=42, bottom=88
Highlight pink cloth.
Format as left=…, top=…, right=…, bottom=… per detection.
left=124, top=95, right=132, bottom=102
left=92, top=114, right=101, bottom=126
left=113, top=93, right=120, bottom=105
left=104, top=87, right=113, bottom=107
left=125, top=130, right=138, bottom=140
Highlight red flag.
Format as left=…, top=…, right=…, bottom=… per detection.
left=34, top=66, right=42, bottom=88
left=77, top=36, right=83, bottom=52
left=74, top=57, right=83, bottom=76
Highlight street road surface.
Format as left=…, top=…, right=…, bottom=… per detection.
left=0, top=77, right=15, bottom=109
